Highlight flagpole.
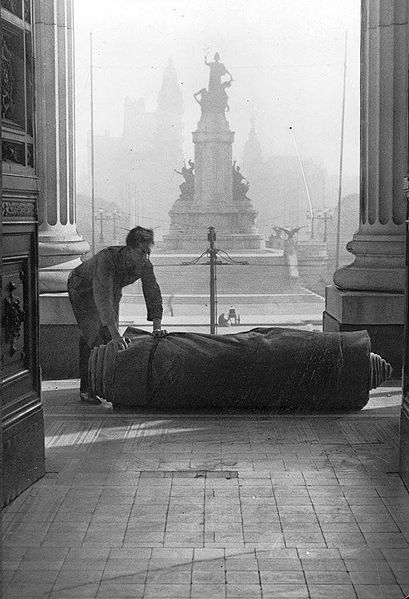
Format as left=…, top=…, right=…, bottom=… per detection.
left=335, top=31, right=348, bottom=270
left=90, top=32, right=96, bottom=255
left=289, top=126, right=314, bottom=238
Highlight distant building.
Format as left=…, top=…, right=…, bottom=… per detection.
left=80, top=59, right=184, bottom=240
left=241, top=122, right=354, bottom=241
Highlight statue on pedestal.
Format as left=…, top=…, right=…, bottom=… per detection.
left=174, top=159, right=194, bottom=200
left=193, top=52, right=233, bottom=114
left=232, top=161, right=251, bottom=201
left=205, top=52, right=232, bottom=92
left=273, top=226, right=303, bottom=284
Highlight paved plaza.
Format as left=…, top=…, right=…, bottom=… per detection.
left=3, top=384, right=409, bottom=598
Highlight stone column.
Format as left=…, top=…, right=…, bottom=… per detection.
left=35, top=0, right=88, bottom=379
left=324, top=0, right=408, bottom=374
left=35, top=0, right=88, bottom=293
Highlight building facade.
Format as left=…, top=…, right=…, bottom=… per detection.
left=79, top=59, right=184, bottom=241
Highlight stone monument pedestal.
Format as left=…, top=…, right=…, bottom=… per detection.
left=163, top=74, right=262, bottom=251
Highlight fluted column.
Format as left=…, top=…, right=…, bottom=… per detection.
left=35, top=0, right=88, bottom=292
left=324, top=0, right=408, bottom=376
left=333, top=0, right=407, bottom=292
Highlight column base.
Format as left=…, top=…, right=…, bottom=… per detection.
left=39, top=257, right=84, bottom=293
left=39, top=293, right=80, bottom=379
left=323, top=284, right=404, bottom=377
left=39, top=228, right=89, bottom=292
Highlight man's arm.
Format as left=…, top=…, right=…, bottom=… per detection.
left=141, top=260, right=163, bottom=333
left=93, top=251, right=127, bottom=349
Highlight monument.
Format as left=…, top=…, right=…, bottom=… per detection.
left=123, top=54, right=323, bottom=319
left=163, top=53, right=262, bottom=250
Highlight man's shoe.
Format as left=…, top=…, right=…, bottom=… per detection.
left=80, top=392, right=101, bottom=405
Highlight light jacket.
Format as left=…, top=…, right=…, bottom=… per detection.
left=68, top=246, right=163, bottom=345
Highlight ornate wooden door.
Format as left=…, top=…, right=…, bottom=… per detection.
left=1, top=0, right=44, bottom=506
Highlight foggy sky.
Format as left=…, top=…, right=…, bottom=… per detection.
left=74, top=0, right=360, bottom=193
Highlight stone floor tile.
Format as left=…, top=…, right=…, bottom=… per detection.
left=96, top=581, right=145, bottom=598
left=393, top=570, right=409, bottom=584
left=308, top=584, right=357, bottom=598
left=143, top=583, right=191, bottom=597
left=256, top=548, right=298, bottom=559
left=190, top=584, right=226, bottom=598
left=304, top=570, right=351, bottom=584
left=11, top=568, right=60, bottom=584
left=349, top=570, right=398, bottom=584
left=151, top=547, right=194, bottom=560
left=41, top=531, right=87, bottom=546
left=4, top=532, right=46, bottom=547
left=297, top=548, right=341, bottom=559
left=146, top=568, right=191, bottom=583
left=284, top=531, right=326, bottom=547
left=192, top=569, right=225, bottom=583
left=301, top=558, right=347, bottom=571
left=192, top=557, right=225, bottom=571
left=261, top=584, right=309, bottom=598
left=320, top=522, right=363, bottom=532
left=47, top=584, right=99, bottom=599
left=225, top=557, right=259, bottom=570
left=343, top=558, right=392, bottom=572
left=226, top=570, right=260, bottom=584
left=323, top=531, right=366, bottom=547
left=353, top=585, right=406, bottom=599
left=102, top=565, right=148, bottom=581
left=260, top=570, right=306, bottom=584
left=54, top=569, right=104, bottom=588
left=149, top=559, right=192, bottom=571
left=258, top=558, right=302, bottom=571
left=363, top=532, right=408, bottom=547
left=3, top=582, right=55, bottom=598
left=225, top=583, right=262, bottom=597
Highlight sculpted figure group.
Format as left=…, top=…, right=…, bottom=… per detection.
left=174, top=159, right=195, bottom=201
left=194, top=52, right=233, bottom=114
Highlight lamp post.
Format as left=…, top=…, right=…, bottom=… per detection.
left=95, top=209, right=106, bottom=244
left=208, top=226, right=217, bottom=334
left=111, top=208, right=121, bottom=244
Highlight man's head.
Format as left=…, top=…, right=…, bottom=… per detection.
left=214, top=52, right=220, bottom=62
left=126, top=226, right=154, bottom=254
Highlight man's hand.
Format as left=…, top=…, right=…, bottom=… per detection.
left=111, top=335, right=128, bottom=351
left=108, top=324, right=128, bottom=351
left=153, top=329, right=167, bottom=339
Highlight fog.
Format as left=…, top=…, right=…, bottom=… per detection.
left=74, top=0, right=360, bottom=189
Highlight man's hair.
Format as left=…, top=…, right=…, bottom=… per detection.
left=126, top=226, right=154, bottom=248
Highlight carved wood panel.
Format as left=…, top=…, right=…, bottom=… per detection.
left=1, top=258, right=27, bottom=379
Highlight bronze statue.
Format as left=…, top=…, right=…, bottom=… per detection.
left=174, top=160, right=194, bottom=200
left=232, top=161, right=251, bottom=200
left=205, top=52, right=233, bottom=93
left=193, top=52, right=233, bottom=115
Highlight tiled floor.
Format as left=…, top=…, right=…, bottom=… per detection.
left=3, top=385, right=409, bottom=598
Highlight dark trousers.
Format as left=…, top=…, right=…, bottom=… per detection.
left=79, top=327, right=112, bottom=392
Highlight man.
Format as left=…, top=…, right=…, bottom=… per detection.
left=67, top=226, right=163, bottom=404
